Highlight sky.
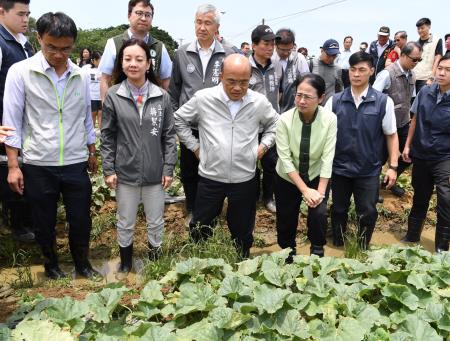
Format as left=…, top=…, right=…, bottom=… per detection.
left=30, top=0, right=448, bottom=57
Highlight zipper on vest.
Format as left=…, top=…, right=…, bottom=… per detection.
left=35, top=71, right=79, bottom=166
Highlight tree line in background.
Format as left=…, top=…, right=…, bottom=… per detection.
left=25, top=17, right=179, bottom=60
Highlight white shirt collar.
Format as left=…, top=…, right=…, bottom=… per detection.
left=219, top=83, right=247, bottom=103
left=39, top=51, right=73, bottom=76
left=2, top=25, right=28, bottom=46
left=376, top=41, right=389, bottom=49
left=351, top=86, right=370, bottom=107
left=197, top=39, right=215, bottom=53
left=127, top=29, right=149, bottom=43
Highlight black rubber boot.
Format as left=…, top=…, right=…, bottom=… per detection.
left=331, top=217, right=347, bottom=247
left=118, top=244, right=133, bottom=274
left=357, top=225, right=375, bottom=250
left=310, top=245, right=325, bottom=257
left=41, top=245, right=67, bottom=280
left=435, top=226, right=450, bottom=253
left=148, top=243, right=162, bottom=262
left=401, top=217, right=425, bottom=243
left=70, top=243, right=102, bottom=280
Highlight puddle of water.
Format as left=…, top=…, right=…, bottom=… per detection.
left=251, top=228, right=436, bottom=257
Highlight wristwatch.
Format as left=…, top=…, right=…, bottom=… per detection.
left=388, top=164, right=398, bottom=171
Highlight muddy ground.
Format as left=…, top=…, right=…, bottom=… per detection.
left=0, top=185, right=437, bottom=322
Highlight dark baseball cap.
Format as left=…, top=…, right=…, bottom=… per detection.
left=378, top=26, right=390, bottom=36
left=251, top=25, right=278, bottom=42
left=321, top=39, right=340, bottom=55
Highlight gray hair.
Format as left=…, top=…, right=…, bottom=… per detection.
left=195, top=4, right=221, bottom=24
left=401, top=41, right=423, bottom=55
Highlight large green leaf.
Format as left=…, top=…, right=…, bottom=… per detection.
left=11, top=320, right=74, bottom=341
left=274, top=309, right=310, bottom=339
left=253, top=284, right=290, bottom=314
left=381, top=283, right=419, bottom=311
left=44, top=297, right=89, bottom=325
left=0, top=324, right=11, bottom=341
left=392, top=315, right=442, bottom=341
left=139, top=280, right=164, bottom=306
left=285, top=293, right=311, bottom=310
left=237, top=257, right=260, bottom=276
left=209, top=307, right=252, bottom=329
left=407, top=272, right=434, bottom=291
left=217, top=273, right=254, bottom=299
left=175, top=282, right=226, bottom=316
left=85, top=286, right=129, bottom=323
left=176, top=319, right=223, bottom=341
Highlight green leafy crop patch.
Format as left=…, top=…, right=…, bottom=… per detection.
left=1, top=246, right=449, bottom=340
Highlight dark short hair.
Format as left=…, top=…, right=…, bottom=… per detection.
left=401, top=41, right=422, bottom=56
left=394, top=31, right=407, bottom=39
left=445, top=33, right=450, bottom=41
left=293, top=73, right=326, bottom=98
left=343, top=36, right=353, bottom=43
left=438, top=52, right=450, bottom=65
left=240, top=42, right=249, bottom=48
left=349, top=51, right=374, bottom=68
left=112, top=38, right=159, bottom=86
left=276, top=28, right=295, bottom=45
left=360, top=42, right=368, bottom=47
left=36, top=12, right=77, bottom=40
left=416, top=17, right=431, bottom=27
left=128, top=0, right=154, bottom=15
left=0, top=0, right=29, bottom=11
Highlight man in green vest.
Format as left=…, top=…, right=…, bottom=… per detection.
left=99, top=0, right=172, bottom=100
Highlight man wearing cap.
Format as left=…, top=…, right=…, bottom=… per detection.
left=367, top=26, right=395, bottom=84
left=169, top=4, right=233, bottom=226
left=310, top=39, right=343, bottom=104
left=249, top=24, right=283, bottom=213
left=373, top=42, right=423, bottom=198
left=414, top=18, right=443, bottom=94
left=272, top=28, right=309, bottom=112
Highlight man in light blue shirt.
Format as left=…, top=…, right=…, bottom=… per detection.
left=336, top=36, right=353, bottom=88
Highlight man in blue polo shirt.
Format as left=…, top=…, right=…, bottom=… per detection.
left=325, top=51, right=399, bottom=249
left=402, top=53, right=450, bottom=253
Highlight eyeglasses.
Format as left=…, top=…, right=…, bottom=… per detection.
left=44, top=44, right=73, bottom=55
left=406, top=54, right=422, bottom=63
left=223, top=78, right=250, bottom=87
left=134, top=11, right=153, bottom=19
left=295, top=93, right=318, bottom=101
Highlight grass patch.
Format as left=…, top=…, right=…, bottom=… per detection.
left=9, top=249, right=34, bottom=289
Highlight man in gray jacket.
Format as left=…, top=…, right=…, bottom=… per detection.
left=174, top=54, right=278, bottom=258
left=169, top=4, right=233, bottom=226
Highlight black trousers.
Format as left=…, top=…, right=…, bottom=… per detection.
left=22, top=162, right=92, bottom=248
left=0, top=163, right=32, bottom=232
left=331, top=173, right=379, bottom=235
left=275, top=175, right=330, bottom=252
left=341, top=69, right=350, bottom=88
left=415, top=80, right=427, bottom=95
left=255, top=135, right=278, bottom=201
left=382, top=123, right=411, bottom=177
left=409, top=159, right=450, bottom=227
left=179, top=129, right=199, bottom=212
left=190, top=176, right=257, bottom=256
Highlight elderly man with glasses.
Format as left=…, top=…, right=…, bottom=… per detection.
left=310, top=39, right=344, bottom=104
left=373, top=42, right=423, bottom=198
left=98, top=0, right=172, bottom=99
left=385, top=31, right=408, bottom=67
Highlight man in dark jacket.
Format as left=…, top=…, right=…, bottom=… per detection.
left=0, top=0, right=34, bottom=242
left=367, top=26, right=395, bottom=84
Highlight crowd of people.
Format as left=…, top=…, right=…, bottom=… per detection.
left=0, top=0, right=449, bottom=280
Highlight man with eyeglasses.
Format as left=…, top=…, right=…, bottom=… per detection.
left=385, top=31, right=408, bottom=67
left=272, top=28, right=309, bottom=113
left=373, top=42, right=423, bottom=198
left=99, top=0, right=172, bottom=100
left=367, top=26, right=395, bottom=84
left=414, top=18, right=443, bottom=94
left=0, top=0, right=34, bottom=244
left=325, top=51, right=399, bottom=249
left=174, top=54, right=278, bottom=258
left=169, top=4, right=233, bottom=227
left=3, top=12, right=101, bottom=280
left=401, top=53, right=450, bottom=253
left=310, top=39, right=344, bottom=103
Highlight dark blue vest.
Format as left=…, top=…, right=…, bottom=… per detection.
left=368, top=39, right=395, bottom=83
left=332, top=87, right=387, bottom=177
left=412, top=83, right=450, bottom=161
left=0, top=24, right=34, bottom=118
